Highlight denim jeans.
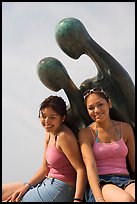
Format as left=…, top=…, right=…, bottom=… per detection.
left=21, top=177, right=75, bottom=202
left=99, top=174, right=135, bottom=189
left=85, top=174, right=135, bottom=202
left=85, top=184, right=95, bottom=202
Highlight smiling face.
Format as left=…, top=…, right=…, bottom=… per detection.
left=38, top=96, right=67, bottom=134
left=86, top=93, right=112, bottom=123
left=40, top=106, right=65, bottom=134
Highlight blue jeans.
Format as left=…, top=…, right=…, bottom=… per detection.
left=85, top=185, right=95, bottom=202
left=20, top=177, right=75, bottom=202
left=99, top=174, right=135, bottom=189
left=85, top=174, right=135, bottom=202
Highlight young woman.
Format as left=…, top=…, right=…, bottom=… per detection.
left=78, top=87, right=135, bottom=202
left=2, top=95, right=87, bottom=202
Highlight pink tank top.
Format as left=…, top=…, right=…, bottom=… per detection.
left=46, top=145, right=76, bottom=183
left=92, top=123, right=129, bottom=175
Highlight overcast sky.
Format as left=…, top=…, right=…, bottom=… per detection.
left=2, top=2, right=135, bottom=183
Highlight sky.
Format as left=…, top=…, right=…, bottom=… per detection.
left=2, top=2, right=135, bottom=183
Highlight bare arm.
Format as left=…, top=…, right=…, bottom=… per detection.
left=123, top=123, right=135, bottom=173
left=78, top=128, right=104, bottom=202
left=59, top=127, right=87, bottom=201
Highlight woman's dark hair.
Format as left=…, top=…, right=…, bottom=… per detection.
left=38, top=95, right=67, bottom=118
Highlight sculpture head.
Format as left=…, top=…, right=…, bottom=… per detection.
left=55, top=17, right=90, bottom=59
left=37, top=57, right=70, bottom=92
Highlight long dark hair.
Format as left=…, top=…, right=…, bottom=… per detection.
left=38, top=95, right=67, bottom=119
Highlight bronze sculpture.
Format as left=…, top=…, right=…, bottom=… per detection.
left=37, top=17, right=135, bottom=135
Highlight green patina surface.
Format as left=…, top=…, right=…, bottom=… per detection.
left=37, top=17, right=135, bottom=135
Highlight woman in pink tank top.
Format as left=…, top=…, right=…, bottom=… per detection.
left=2, top=96, right=86, bottom=202
left=78, top=87, right=135, bottom=202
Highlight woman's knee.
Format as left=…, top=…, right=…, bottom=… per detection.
left=120, top=193, right=135, bottom=202
left=102, top=184, right=135, bottom=202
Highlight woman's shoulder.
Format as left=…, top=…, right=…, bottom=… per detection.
left=113, top=120, right=133, bottom=132
left=121, top=121, right=132, bottom=128
left=113, top=120, right=130, bottom=126
left=78, top=124, right=95, bottom=143
left=120, top=121, right=134, bottom=137
left=113, top=120, right=134, bottom=141
left=58, top=125, right=76, bottom=140
left=57, top=126, right=79, bottom=148
left=78, top=126, right=91, bottom=135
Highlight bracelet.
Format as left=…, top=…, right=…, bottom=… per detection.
left=96, top=197, right=105, bottom=202
left=24, top=182, right=33, bottom=189
left=73, top=198, right=83, bottom=201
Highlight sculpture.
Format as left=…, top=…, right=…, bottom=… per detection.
left=37, top=57, right=91, bottom=135
left=37, top=17, right=135, bottom=136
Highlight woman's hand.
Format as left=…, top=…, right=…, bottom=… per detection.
left=5, top=184, right=29, bottom=202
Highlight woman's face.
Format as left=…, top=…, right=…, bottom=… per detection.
left=40, top=106, right=65, bottom=134
left=86, top=93, right=111, bottom=123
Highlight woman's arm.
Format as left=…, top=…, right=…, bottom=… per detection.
left=123, top=123, right=135, bottom=173
left=59, top=128, right=87, bottom=201
left=78, top=128, right=104, bottom=202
